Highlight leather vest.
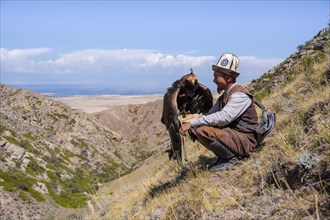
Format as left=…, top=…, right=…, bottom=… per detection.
left=219, top=84, right=259, bottom=133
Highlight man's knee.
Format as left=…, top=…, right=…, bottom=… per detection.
left=194, top=126, right=217, bottom=146
left=195, top=126, right=206, bottom=139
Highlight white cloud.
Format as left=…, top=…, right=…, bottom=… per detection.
left=0, top=48, right=52, bottom=72
left=238, top=56, right=283, bottom=81
left=0, top=48, right=52, bottom=58
left=1, top=48, right=283, bottom=91
left=0, top=48, right=216, bottom=74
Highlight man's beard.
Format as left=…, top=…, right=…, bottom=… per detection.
left=217, top=86, right=223, bottom=94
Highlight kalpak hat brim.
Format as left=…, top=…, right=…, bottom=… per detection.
left=212, top=65, right=240, bottom=78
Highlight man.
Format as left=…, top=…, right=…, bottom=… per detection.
left=179, top=53, right=259, bottom=172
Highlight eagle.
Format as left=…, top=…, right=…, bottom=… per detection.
left=161, top=69, right=213, bottom=164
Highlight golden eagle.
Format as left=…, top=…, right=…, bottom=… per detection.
left=161, top=69, right=213, bottom=164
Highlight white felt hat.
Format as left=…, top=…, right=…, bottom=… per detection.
left=212, top=53, right=240, bottom=78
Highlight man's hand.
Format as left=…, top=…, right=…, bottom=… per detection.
left=179, top=122, right=191, bottom=136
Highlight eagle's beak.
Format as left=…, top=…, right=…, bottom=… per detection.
left=191, top=79, right=197, bottom=86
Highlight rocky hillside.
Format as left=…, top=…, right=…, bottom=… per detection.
left=0, top=85, right=140, bottom=218
left=86, top=27, right=330, bottom=219
left=249, top=27, right=330, bottom=99
left=94, top=100, right=169, bottom=167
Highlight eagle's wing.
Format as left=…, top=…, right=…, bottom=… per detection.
left=182, top=82, right=213, bottom=115
left=161, top=72, right=213, bottom=164
left=161, top=80, right=183, bottom=163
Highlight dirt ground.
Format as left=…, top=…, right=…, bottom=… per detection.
left=54, top=94, right=163, bottom=113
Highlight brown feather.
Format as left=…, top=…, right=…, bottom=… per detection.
left=161, top=71, right=213, bottom=164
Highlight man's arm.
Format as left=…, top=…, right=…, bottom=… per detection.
left=190, top=92, right=252, bottom=128
left=179, top=97, right=220, bottom=135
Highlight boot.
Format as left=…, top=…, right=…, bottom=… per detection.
left=207, top=141, right=239, bottom=172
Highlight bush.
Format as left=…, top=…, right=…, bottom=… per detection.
left=0, top=170, right=45, bottom=202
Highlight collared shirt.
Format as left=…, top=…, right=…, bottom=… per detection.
left=190, top=83, right=252, bottom=127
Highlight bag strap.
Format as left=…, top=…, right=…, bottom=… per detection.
left=236, top=118, right=257, bottom=132
left=255, top=100, right=266, bottom=111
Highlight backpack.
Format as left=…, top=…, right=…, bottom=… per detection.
left=237, top=100, right=276, bottom=145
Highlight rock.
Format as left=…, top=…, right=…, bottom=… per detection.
left=5, top=143, right=25, bottom=161
left=32, top=182, right=49, bottom=195
left=297, top=85, right=311, bottom=94
left=0, top=141, right=7, bottom=148
left=303, top=100, right=330, bottom=133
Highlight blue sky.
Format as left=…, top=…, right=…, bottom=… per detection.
left=1, top=1, right=329, bottom=94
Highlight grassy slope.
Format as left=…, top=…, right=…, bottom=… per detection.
left=88, top=31, right=329, bottom=219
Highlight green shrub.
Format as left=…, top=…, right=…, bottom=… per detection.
left=254, top=86, right=271, bottom=101
left=22, top=133, right=34, bottom=139
left=297, top=44, right=304, bottom=51
left=26, top=157, right=45, bottom=176
left=0, top=124, right=6, bottom=134
left=0, top=170, right=45, bottom=202
left=70, top=138, right=88, bottom=149
left=44, top=174, right=91, bottom=208
left=46, top=184, right=88, bottom=208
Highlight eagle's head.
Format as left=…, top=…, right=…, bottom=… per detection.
left=180, top=70, right=198, bottom=88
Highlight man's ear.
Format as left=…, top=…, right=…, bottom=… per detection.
left=226, top=75, right=234, bottom=82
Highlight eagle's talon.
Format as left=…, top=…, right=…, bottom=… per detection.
left=165, top=149, right=175, bottom=160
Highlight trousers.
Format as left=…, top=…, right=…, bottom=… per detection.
left=191, top=125, right=255, bottom=157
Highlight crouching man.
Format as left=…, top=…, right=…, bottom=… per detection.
left=179, top=53, right=259, bottom=172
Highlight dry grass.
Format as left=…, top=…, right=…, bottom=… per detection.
left=86, top=42, right=330, bottom=219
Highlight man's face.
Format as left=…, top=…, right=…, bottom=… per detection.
left=213, top=71, right=229, bottom=90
